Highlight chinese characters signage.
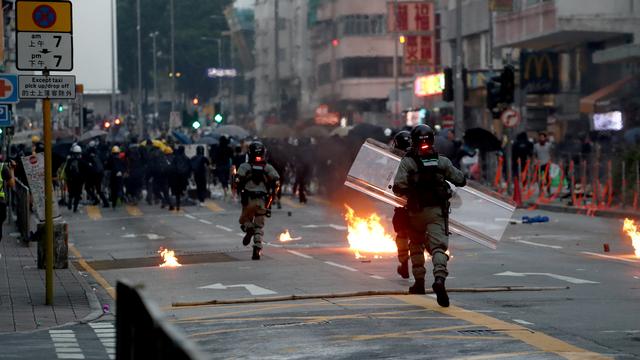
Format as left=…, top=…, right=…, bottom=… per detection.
left=414, top=73, right=444, bottom=97
left=18, top=75, right=76, bottom=99
left=403, top=35, right=436, bottom=67
left=387, top=2, right=435, bottom=33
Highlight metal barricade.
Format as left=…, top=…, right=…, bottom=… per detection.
left=116, top=280, right=207, bottom=360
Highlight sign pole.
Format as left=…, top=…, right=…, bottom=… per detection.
left=43, top=70, right=54, bottom=305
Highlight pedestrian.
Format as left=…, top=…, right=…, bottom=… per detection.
left=292, top=138, right=312, bottom=204
left=393, top=125, right=467, bottom=307
left=64, top=144, right=84, bottom=213
left=171, top=146, right=191, bottom=211
left=85, top=141, right=109, bottom=207
left=235, top=141, right=280, bottom=260
left=106, top=146, right=126, bottom=209
left=125, top=140, right=145, bottom=204
left=191, top=145, right=210, bottom=205
left=157, top=146, right=174, bottom=210
left=0, top=157, right=15, bottom=257
left=534, top=132, right=553, bottom=194
left=512, top=132, right=533, bottom=177
left=390, top=131, right=413, bottom=279
left=214, top=136, right=233, bottom=200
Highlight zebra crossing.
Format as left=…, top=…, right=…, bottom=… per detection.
left=88, top=322, right=116, bottom=360
left=47, top=322, right=115, bottom=360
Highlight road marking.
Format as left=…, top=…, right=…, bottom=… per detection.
left=125, top=205, right=143, bottom=216
left=581, top=252, right=640, bottom=264
left=516, top=240, right=562, bottom=249
left=370, top=275, right=385, bottom=280
left=287, top=250, right=313, bottom=259
left=329, top=224, right=348, bottom=231
left=215, top=224, right=233, bottom=232
left=396, top=295, right=611, bottom=360
left=69, top=244, right=115, bottom=299
left=89, top=322, right=115, bottom=360
left=199, top=219, right=213, bottom=225
left=602, top=330, right=640, bottom=334
left=184, top=214, right=197, bottom=220
left=205, top=200, right=224, bottom=213
left=302, top=224, right=348, bottom=231
left=86, top=206, right=102, bottom=221
left=50, top=329, right=84, bottom=359
left=324, top=261, right=358, bottom=272
left=199, top=283, right=277, bottom=296
left=266, top=242, right=283, bottom=248
left=494, top=271, right=599, bottom=284
left=121, top=233, right=165, bottom=240
left=513, top=319, right=535, bottom=326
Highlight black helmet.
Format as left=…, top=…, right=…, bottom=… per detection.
left=411, top=125, right=435, bottom=156
left=249, top=141, right=266, bottom=163
left=393, top=131, right=411, bottom=151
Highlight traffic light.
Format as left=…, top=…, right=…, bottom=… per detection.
left=500, top=65, right=515, bottom=104
left=443, top=67, right=453, bottom=102
left=57, top=104, right=64, bottom=113
left=192, top=97, right=199, bottom=106
left=103, top=120, right=111, bottom=129
left=192, top=120, right=201, bottom=130
left=114, top=117, right=122, bottom=126
left=486, top=65, right=516, bottom=118
left=214, top=113, right=223, bottom=124
left=214, top=102, right=223, bottom=124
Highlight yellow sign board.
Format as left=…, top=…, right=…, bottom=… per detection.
left=16, top=1, right=72, bottom=33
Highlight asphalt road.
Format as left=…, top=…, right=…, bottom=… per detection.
left=2, top=194, right=639, bottom=359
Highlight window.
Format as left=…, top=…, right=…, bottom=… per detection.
left=340, top=57, right=395, bottom=78
left=339, top=14, right=386, bottom=37
left=318, top=63, right=331, bottom=85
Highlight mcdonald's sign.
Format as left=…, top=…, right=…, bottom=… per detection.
left=520, top=52, right=559, bottom=94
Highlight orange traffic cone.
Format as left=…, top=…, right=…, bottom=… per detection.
left=513, top=175, right=523, bottom=207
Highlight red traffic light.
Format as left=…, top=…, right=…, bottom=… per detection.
left=331, top=39, right=340, bottom=47
left=114, top=118, right=122, bottom=125
left=104, top=121, right=111, bottom=129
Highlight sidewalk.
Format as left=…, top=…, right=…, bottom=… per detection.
left=0, top=223, right=100, bottom=333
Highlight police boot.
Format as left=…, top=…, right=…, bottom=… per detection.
left=242, top=228, right=254, bottom=246
left=397, top=261, right=409, bottom=279
left=252, top=246, right=261, bottom=260
left=409, top=277, right=426, bottom=294
left=432, top=276, right=450, bottom=307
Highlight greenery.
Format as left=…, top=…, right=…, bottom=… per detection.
left=117, top=0, right=231, bottom=102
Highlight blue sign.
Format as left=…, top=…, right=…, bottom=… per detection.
left=0, top=74, right=19, bottom=104
left=0, top=105, right=11, bottom=127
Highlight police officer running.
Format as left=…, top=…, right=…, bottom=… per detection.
left=235, top=142, right=280, bottom=260
left=393, top=125, right=466, bottom=307
left=391, top=131, right=412, bottom=279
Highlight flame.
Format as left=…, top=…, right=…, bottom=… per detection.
left=158, top=247, right=183, bottom=267
left=278, top=229, right=301, bottom=242
left=622, top=218, right=640, bottom=257
left=344, top=205, right=397, bottom=259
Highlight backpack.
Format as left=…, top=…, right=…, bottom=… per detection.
left=174, top=155, right=191, bottom=176
left=407, top=153, right=451, bottom=210
left=66, top=158, right=81, bottom=178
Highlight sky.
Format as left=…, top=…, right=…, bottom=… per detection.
left=235, top=0, right=254, bottom=9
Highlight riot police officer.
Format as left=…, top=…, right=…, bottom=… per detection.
left=235, top=142, right=280, bottom=260
left=393, top=125, right=466, bottom=307
left=391, top=131, right=412, bottom=279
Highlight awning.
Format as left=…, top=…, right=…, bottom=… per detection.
left=579, top=75, right=635, bottom=114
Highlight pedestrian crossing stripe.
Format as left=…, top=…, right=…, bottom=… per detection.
left=86, top=206, right=102, bottom=220
left=125, top=205, right=143, bottom=217
left=205, top=201, right=224, bottom=213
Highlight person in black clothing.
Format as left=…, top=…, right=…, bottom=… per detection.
left=292, top=138, right=312, bottom=204
left=157, top=146, right=174, bottom=210
left=84, top=143, right=109, bottom=207
left=171, top=146, right=191, bottom=211
left=65, top=144, right=85, bottom=212
left=214, top=136, right=233, bottom=199
left=125, top=141, right=145, bottom=204
left=0, top=158, right=15, bottom=246
left=511, top=132, right=534, bottom=177
left=191, top=146, right=210, bottom=204
left=106, top=146, right=127, bottom=209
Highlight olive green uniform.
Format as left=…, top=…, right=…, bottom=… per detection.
left=393, top=155, right=465, bottom=280
left=236, top=162, right=279, bottom=249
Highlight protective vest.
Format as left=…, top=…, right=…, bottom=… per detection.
left=249, top=162, right=268, bottom=186
left=0, top=164, right=5, bottom=200
left=407, top=153, right=451, bottom=209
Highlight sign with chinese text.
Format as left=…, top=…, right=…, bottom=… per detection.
left=414, top=73, right=444, bottom=97
left=18, top=75, right=76, bottom=99
left=21, top=153, right=60, bottom=221
left=403, top=35, right=436, bottom=67
left=387, top=1, right=435, bottom=33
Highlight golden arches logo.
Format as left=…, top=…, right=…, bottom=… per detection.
left=524, top=53, right=554, bottom=81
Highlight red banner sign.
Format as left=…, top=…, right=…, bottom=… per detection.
left=403, top=35, right=436, bottom=67
left=387, top=2, right=435, bottom=33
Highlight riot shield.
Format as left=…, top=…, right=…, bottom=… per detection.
left=345, top=139, right=516, bottom=249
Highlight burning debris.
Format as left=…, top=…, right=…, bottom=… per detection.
left=344, top=205, right=397, bottom=259
left=158, top=247, right=183, bottom=267
left=622, top=218, right=640, bottom=258
left=278, top=230, right=302, bottom=242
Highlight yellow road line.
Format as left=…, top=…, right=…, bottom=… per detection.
left=86, top=205, right=102, bottom=220
left=69, top=244, right=115, bottom=299
left=336, top=324, right=477, bottom=341
left=125, top=205, right=143, bottom=216
left=280, top=197, right=304, bottom=209
left=205, top=200, right=224, bottom=213
left=395, top=295, right=611, bottom=360
left=448, top=352, right=543, bottom=360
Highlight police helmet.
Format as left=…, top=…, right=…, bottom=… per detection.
left=248, top=141, right=266, bottom=163
left=393, top=131, right=411, bottom=151
left=70, top=144, right=82, bottom=154
left=111, top=145, right=121, bottom=154
left=411, top=125, right=435, bottom=155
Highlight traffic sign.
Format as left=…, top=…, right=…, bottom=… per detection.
left=501, top=108, right=521, bottom=128
left=0, top=74, right=19, bottom=104
left=0, top=105, right=11, bottom=127
left=16, top=32, right=73, bottom=71
left=18, top=75, right=76, bottom=99
left=16, top=1, right=72, bottom=33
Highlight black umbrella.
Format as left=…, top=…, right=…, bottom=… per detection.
left=349, top=123, right=389, bottom=142
left=463, top=128, right=502, bottom=152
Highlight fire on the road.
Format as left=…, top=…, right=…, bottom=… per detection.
left=158, top=247, right=183, bottom=267
left=278, top=230, right=302, bottom=242
left=622, top=218, right=640, bottom=257
left=344, top=205, right=396, bottom=259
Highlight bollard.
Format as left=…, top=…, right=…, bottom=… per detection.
left=37, top=222, right=68, bottom=269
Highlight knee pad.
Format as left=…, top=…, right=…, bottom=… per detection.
left=432, top=248, right=450, bottom=261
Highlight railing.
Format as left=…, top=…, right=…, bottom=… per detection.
left=116, top=280, right=208, bottom=360
left=12, top=179, right=31, bottom=245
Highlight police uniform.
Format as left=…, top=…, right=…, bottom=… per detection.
left=393, top=125, right=466, bottom=307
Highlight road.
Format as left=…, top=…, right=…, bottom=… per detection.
left=2, top=194, right=639, bottom=359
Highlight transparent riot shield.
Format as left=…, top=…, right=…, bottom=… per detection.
left=345, top=139, right=516, bottom=249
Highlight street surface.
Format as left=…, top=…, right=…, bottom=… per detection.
left=2, top=195, right=639, bottom=359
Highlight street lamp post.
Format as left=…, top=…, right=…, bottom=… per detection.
left=150, top=32, right=160, bottom=126
left=201, top=36, right=223, bottom=110
left=170, top=0, right=176, bottom=112
left=136, top=0, right=144, bottom=136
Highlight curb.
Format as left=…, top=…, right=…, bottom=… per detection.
left=69, top=259, right=107, bottom=323
left=525, top=202, right=638, bottom=220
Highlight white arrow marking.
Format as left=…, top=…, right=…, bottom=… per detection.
left=516, top=240, right=562, bottom=249
left=198, top=283, right=277, bottom=295
left=494, top=271, right=598, bottom=284
left=215, top=225, right=233, bottom=232
left=513, top=319, right=535, bottom=326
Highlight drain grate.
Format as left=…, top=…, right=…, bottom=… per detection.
left=457, top=329, right=500, bottom=336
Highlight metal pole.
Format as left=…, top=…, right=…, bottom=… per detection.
left=43, top=71, right=54, bottom=305
left=218, top=39, right=223, bottom=114
left=110, top=0, right=117, bottom=114
left=136, top=0, right=144, bottom=136
left=151, top=32, right=159, bottom=124
left=229, top=35, right=236, bottom=122
left=79, top=93, right=84, bottom=135
left=170, top=0, right=176, bottom=112
left=454, top=0, right=465, bottom=138
left=393, top=0, right=399, bottom=126
left=274, top=0, right=280, bottom=121
left=487, top=3, right=493, bottom=70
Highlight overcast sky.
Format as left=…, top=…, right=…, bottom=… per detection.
left=235, top=0, right=254, bottom=8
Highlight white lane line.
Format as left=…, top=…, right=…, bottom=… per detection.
left=494, top=271, right=599, bottom=284
left=324, top=261, right=358, bottom=272
left=370, top=275, right=385, bottom=280
left=516, top=240, right=562, bottom=249
left=266, top=242, right=283, bottom=248
left=215, top=225, right=233, bottom=232
left=581, top=252, right=640, bottom=264
left=49, top=330, right=74, bottom=333
left=199, top=219, right=213, bottom=225
left=287, top=250, right=313, bottom=259
left=602, top=330, right=640, bottom=334
left=329, top=224, right=348, bottom=231
left=49, top=329, right=84, bottom=360
left=236, top=233, right=245, bottom=237
left=50, top=334, right=78, bottom=338
left=184, top=214, right=196, bottom=220
left=513, top=319, right=535, bottom=326
left=57, top=355, right=85, bottom=359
